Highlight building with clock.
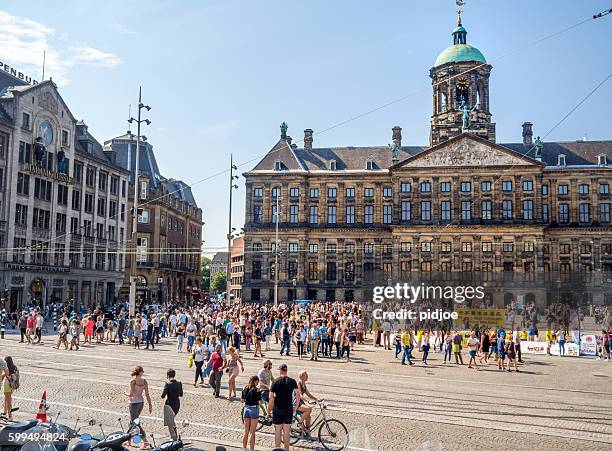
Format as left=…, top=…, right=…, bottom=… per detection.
left=0, top=71, right=130, bottom=309
left=241, top=12, right=612, bottom=307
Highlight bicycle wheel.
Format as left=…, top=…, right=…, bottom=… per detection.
left=318, top=418, right=349, bottom=451
left=256, top=415, right=266, bottom=431
left=289, top=415, right=302, bottom=445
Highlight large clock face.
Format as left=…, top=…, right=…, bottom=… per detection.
left=456, top=76, right=470, bottom=90
left=38, top=121, right=54, bottom=145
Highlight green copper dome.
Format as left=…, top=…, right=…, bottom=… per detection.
left=434, top=44, right=486, bottom=66
left=434, top=18, right=486, bottom=67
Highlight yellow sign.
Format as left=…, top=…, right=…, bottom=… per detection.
left=455, top=308, right=505, bottom=327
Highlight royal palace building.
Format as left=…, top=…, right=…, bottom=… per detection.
left=0, top=72, right=130, bottom=309
left=242, top=14, right=612, bottom=307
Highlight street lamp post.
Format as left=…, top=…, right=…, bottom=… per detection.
left=128, top=87, right=151, bottom=317
left=274, top=194, right=282, bottom=307
left=226, top=154, right=239, bottom=306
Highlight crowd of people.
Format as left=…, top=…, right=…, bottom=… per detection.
left=382, top=327, right=525, bottom=371
left=5, top=297, right=612, bottom=451
left=113, top=299, right=361, bottom=450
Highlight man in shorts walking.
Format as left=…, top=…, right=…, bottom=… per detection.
left=467, top=331, right=480, bottom=369
left=269, top=363, right=300, bottom=450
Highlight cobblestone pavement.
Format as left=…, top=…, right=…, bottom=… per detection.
left=2, top=331, right=611, bottom=450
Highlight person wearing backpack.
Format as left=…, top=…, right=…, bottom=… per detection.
left=1, top=356, right=19, bottom=420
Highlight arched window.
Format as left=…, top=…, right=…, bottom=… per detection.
left=477, top=82, right=486, bottom=110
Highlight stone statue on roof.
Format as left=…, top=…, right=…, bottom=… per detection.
left=534, top=136, right=543, bottom=160
left=280, top=122, right=288, bottom=139
left=389, top=142, right=400, bottom=162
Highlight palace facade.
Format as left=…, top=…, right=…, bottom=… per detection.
left=241, top=14, right=612, bottom=307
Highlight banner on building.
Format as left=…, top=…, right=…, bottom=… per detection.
left=455, top=308, right=506, bottom=327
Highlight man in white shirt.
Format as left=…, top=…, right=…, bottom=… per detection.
left=467, top=331, right=480, bottom=369
left=186, top=319, right=197, bottom=352
left=169, top=314, right=177, bottom=336
left=35, top=311, right=44, bottom=343
left=382, top=320, right=392, bottom=350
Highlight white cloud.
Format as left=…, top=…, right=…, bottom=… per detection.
left=0, top=9, right=121, bottom=86
left=69, top=45, right=122, bottom=68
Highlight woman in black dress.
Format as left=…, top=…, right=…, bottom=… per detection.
left=480, top=328, right=490, bottom=364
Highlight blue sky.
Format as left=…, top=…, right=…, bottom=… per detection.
left=1, top=1, right=611, bottom=255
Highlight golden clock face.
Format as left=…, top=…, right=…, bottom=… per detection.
left=456, top=76, right=469, bottom=90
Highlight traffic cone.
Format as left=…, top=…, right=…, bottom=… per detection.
left=35, top=390, right=48, bottom=422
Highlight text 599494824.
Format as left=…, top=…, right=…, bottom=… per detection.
left=9, top=432, right=67, bottom=442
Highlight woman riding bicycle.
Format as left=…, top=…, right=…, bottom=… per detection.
left=296, top=370, right=319, bottom=435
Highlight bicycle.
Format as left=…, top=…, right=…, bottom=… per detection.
left=241, top=400, right=272, bottom=431
left=289, top=400, right=348, bottom=451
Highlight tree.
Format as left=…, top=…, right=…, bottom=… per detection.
left=200, top=256, right=211, bottom=292
left=211, top=271, right=227, bottom=294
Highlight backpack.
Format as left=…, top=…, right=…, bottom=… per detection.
left=8, top=370, right=19, bottom=390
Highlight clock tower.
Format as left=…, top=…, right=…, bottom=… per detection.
left=429, top=10, right=496, bottom=146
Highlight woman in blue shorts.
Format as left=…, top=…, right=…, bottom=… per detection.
left=241, top=375, right=261, bottom=450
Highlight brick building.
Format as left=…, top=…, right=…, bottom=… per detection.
left=241, top=13, right=612, bottom=306
left=104, top=134, right=203, bottom=303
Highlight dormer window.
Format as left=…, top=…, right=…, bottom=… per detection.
left=558, top=154, right=566, bottom=166
left=140, top=180, right=148, bottom=200
left=274, top=160, right=282, bottom=171
left=329, top=160, right=337, bottom=171
left=598, top=154, right=607, bottom=166
left=366, top=160, right=374, bottom=170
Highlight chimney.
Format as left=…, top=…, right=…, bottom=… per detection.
left=392, top=126, right=402, bottom=147
left=304, top=129, right=313, bottom=151
left=391, top=126, right=402, bottom=162
left=522, top=122, right=533, bottom=147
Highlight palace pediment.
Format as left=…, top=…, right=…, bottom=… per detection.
left=392, top=134, right=542, bottom=169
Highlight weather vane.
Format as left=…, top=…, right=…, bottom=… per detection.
left=456, top=0, right=465, bottom=24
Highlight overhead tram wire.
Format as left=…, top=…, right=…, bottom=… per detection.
left=7, top=7, right=611, bottom=257
left=15, top=235, right=588, bottom=256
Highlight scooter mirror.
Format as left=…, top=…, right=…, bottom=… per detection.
left=132, top=435, right=142, bottom=445
left=80, top=433, right=92, bottom=440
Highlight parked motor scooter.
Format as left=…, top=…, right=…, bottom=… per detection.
left=1, top=413, right=93, bottom=451
left=149, top=419, right=190, bottom=451
left=69, top=417, right=144, bottom=451
left=0, top=418, right=39, bottom=450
